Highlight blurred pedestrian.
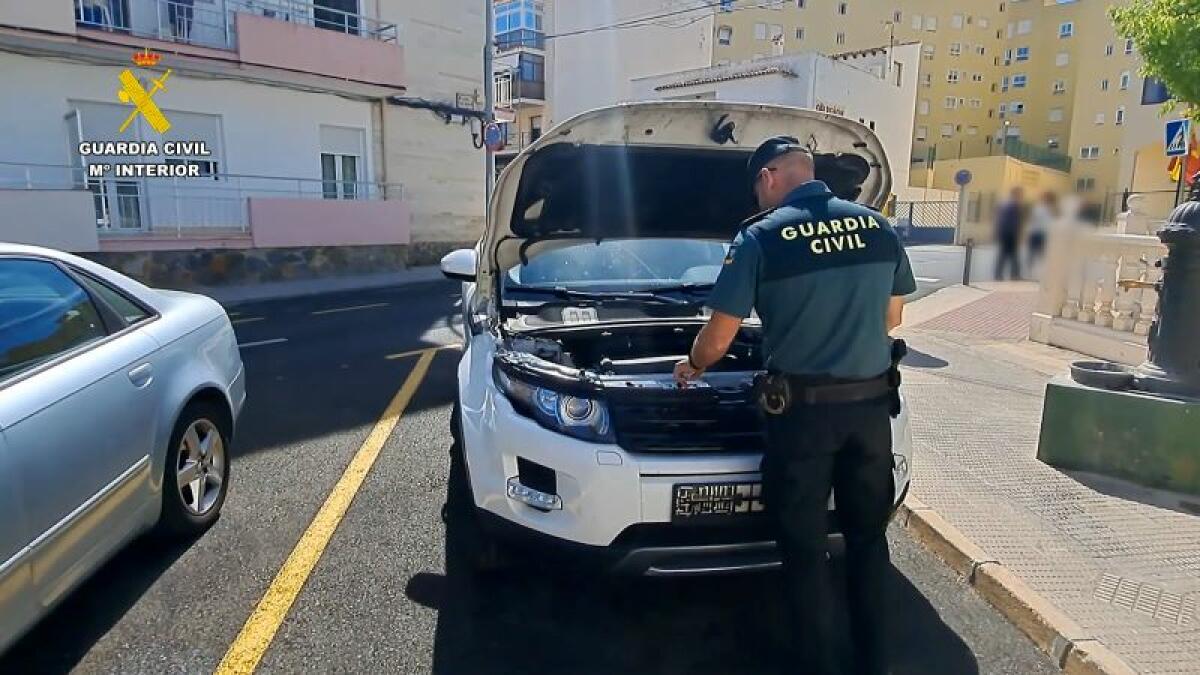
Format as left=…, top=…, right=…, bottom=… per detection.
left=1026, top=191, right=1058, bottom=274
left=994, top=186, right=1024, bottom=280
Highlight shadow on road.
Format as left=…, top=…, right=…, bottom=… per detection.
left=0, top=533, right=200, bottom=673
left=902, top=347, right=950, bottom=370
left=410, top=451, right=979, bottom=675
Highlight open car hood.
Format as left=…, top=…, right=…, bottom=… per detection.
left=479, top=101, right=892, bottom=296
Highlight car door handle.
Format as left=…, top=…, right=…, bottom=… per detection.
left=127, top=363, right=153, bottom=388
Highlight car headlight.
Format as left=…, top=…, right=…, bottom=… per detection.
left=493, top=364, right=614, bottom=443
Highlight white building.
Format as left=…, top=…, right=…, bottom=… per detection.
left=629, top=44, right=923, bottom=201
left=0, top=0, right=486, bottom=287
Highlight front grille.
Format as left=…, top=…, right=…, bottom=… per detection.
left=608, top=389, right=767, bottom=453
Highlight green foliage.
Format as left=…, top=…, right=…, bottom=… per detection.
left=1110, top=0, right=1200, bottom=119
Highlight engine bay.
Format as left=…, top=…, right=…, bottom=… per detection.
left=504, top=322, right=763, bottom=375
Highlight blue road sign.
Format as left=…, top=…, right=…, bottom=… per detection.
left=1166, top=119, right=1190, bottom=158
left=954, top=169, right=973, bottom=187
left=483, top=122, right=505, bottom=151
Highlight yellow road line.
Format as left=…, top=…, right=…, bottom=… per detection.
left=214, top=348, right=438, bottom=675
left=310, top=302, right=389, bottom=316
left=385, top=343, right=462, bottom=360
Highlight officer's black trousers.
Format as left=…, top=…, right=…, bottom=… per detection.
left=762, top=396, right=895, bottom=675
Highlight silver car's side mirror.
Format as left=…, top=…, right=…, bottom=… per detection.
left=440, top=249, right=477, bottom=282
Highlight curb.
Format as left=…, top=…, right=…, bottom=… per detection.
left=899, top=496, right=1138, bottom=675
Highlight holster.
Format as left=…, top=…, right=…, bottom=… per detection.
left=888, top=338, right=907, bottom=418
left=752, top=372, right=793, bottom=416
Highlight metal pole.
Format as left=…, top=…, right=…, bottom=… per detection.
left=484, top=0, right=495, bottom=210
left=962, top=238, right=974, bottom=287
left=1175, top=156, right=1187, bottom=208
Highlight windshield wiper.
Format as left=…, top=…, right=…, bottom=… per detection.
left=640, top=282, right=715, bottom=295
left=505, top=285, right=695, bottom=306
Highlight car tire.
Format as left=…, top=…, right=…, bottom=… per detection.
left=445, top=400, right=509, bottom=574
left=155, top=400, right=231, bottom=537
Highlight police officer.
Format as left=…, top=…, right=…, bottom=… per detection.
left=674, top=136, right=916, bottom=675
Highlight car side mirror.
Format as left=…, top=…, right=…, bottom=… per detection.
left=440, top=249, right=478, bottom=282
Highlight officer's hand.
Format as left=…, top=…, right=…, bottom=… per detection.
left=673, top=359, right=703, bottom=387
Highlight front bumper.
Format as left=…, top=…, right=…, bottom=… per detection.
left=458, top=360, right=914, bottom=574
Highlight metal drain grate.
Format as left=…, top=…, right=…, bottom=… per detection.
left=1095, top=573, right=1196, bottom=626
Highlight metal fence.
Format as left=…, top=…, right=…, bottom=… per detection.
left=893, top=200, right=959, bottom=244
left=0, top=161, right=402, bottom=234
left=73, top=0, right=398, bottom=51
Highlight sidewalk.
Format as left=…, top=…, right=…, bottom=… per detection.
left=898, top=283, right=1200, bottom=674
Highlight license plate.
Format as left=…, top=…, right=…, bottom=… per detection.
left=672, top=482, right=764, bottom=521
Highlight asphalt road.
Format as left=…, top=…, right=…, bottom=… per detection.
left=2, top=252, right=1053, bottom=674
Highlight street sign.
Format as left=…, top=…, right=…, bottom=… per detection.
left=483, top=122, right=505, bottom=152
left=954, top=169, right=973, bottom=187
left=1166, top=119, right=1190, bottom=158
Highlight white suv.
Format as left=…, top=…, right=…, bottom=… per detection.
left=442, top=102, right=913, bottom=576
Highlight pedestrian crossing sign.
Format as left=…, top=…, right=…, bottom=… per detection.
left=1166, top=119, right=1190, bottom=157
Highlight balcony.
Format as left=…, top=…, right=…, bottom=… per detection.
left=0, top=162, right=408, bottom=252
left=494, top=130, right=540, bottom=155
left=72, top=0, right=403, bottom=87
left=494, top=74, right=545, bottom=108
left=1000, top=137, right=1072, bottom=173
left=495, top=29, right=544, bottom=51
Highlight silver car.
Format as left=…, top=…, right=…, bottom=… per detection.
left=0, top=243, right=244, bottom=653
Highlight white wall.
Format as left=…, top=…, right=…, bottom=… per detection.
left=0, top=190, right=100, bottom=252
left=377, top=0, right=486, bottom=246
left=549, top=0, right=714, bottom=125
left=0, top=51, right=376, bottom=183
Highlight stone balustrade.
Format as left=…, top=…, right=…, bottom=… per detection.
left=1030, top=222, right=1167, bottom=365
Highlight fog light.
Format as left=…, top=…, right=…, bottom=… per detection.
left=506, top=477, right=563, bottom=511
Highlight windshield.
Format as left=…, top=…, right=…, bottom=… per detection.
left=505, top=239, right=729, bottom=292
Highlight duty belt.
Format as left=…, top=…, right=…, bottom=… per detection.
left=777, top=373, right=892, bottom=405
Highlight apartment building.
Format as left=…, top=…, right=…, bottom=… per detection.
left=492, top=0, right=548, bottom=172
left=0, top=0, right=484, bottom=288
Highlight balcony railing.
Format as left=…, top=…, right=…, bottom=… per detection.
left=1001, top=137, right=1072, bottom=173
left=494, top=75, right=545, bottom=107
left=495, top=29, right=544, bottom=51
left=495, top=130, right=540, bottom=154
left=0, top=161, right=402, bottom=235
left=73, top=0, right=398, bottom=51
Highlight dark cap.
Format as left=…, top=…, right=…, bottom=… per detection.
left=747, top=135, right=811, bottom=185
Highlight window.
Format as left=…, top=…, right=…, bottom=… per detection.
left=530, top=115, right=543, bottom=142
left=836, top=31, right=845, bottom=45
left=1015, top=46, right=1029, bottom=61
left=918, top=99, right=930, bottom=115
left=915, top=126, right=928, bottom=141
left=969, top=98, right=983, bottom=108
left=922, top=44, right=935, bottom=60
left=1095, top=112, right=1105, bottom=125
left=1053, top=79, right=1066, bottom=94
left=1076, top=177, right=1095, bottom=192
left=769, top=23, right=784, bottom=41
left=998, top=102, right=1007, bottom=117
left=1124, top=38, right=1134, bottom=55
left=1079, top=146, right=1100, bottom=160
left=1059, top=22, right=1073, bottom=38
left=941, top=124, right=954, bottom=138
left=1100, top=78, right=1109, bottom=91
left=952, top=14, right=964, bottom=29
left=947, top=69, right=960, bottom=83
left=719, top=0, right=733, bottom=11
left=1047, top=136, right=1060, bottom=149
left=949, top=42, right=962, bottom=56
left=1017, top=19, right=1032, bottom=35
left=924, top=16, right=937, bottom=31
left=76, top=272, right=150, bottom=326
left=921, top=73, right=932, bottom=87
left=717, top=25, right=732, bottom=45
left=893, top=61, right=903, bottom=86
left=1055, top=52, right=1068, bottom=66
left=796, top=0, right=806, bottom=7
left=894, top=10, right=902, bottom=23
left=1105, top=44, right=1114, bottom=56
left=0, top=259, right=107, bottom=379
left=1120, top=71, right=1131, bottom=90
left=971, top=73, right=984, bottom=82
left=754, top=22, right=767, bottom=40
left=1116, top=106, right=1126, bottom=125
left=944, top=96, right=958, bottom=109
left=1011, top=101, right=1025, bottom=115
left=838, top=2, right=848, bottom=15
left=911, top=13, right=922, bottom=30
left=976, top=45, right=986, bottom=56
left=1049, top=108, right=1064, bottom=122
left=979, top=17, right=989, bottom=28
left=319, top=125, right=365, bottom=200
left=795, top=27, right=804, bottom=40
left=1012, top=74, right=1027, bottom=88
left=1003, top=48, right=1012, bottom=65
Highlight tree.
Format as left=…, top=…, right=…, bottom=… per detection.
left=1111, top=0, right=1200, bottom=120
